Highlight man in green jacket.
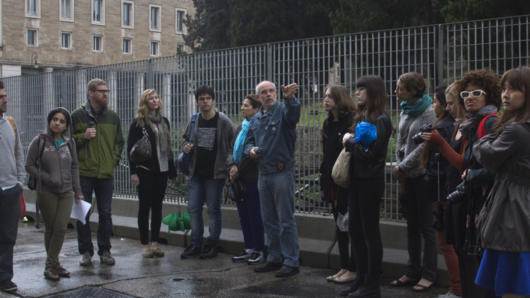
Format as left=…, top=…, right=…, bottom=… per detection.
left=71, top=78, right=124, bottom=267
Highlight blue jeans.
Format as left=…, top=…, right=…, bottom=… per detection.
left=76, top=176, right=114, bottom=256
left=0, top=186, right=21, bottom=283
left=235, top=182, right=264, bottom=252
left=187, top=177, right=224, bottom=248
left=258, top=169, right=300, bottom=267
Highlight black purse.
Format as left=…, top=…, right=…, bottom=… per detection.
left=129, top=127, right=152, bottom=165
left=226, top=178, right=247, bottom=202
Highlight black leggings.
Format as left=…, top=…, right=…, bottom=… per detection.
left=137, top=168, right=168, bottom=245
left=349, top=178, right=384, bottom=286
left=332, top=185, right=355, bottom=271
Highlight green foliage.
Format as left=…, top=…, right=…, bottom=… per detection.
left=441, top=0, right=530, bottom=22
left=184, top=0, right=338, bottom=50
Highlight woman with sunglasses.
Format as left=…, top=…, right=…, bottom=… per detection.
left=473, top=66, right=530, bottom=298
left=422, top=69, right=500, bottom=298
left=25, top=107, right=83, bottom=281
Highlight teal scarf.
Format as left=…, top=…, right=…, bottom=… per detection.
left=400, top=94, right=433, bottom=117
left=233, top=119, right=250, bottom=164
left=55, top=138, right=64, bottom=149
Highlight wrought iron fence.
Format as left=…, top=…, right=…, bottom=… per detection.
left=4, top=15, right=529, bottom=221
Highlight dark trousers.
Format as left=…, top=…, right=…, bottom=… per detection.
left=235, top=182, right=264, bottom=252
left=349, top=178, right=383, bottom=286
left=332, top=185, right=354, bottom=271
left=458, top=253, right=496, bottom=298
left=0, top=186, right=21, bottom=283
left=76, top=176, right=114, bottom=256
left=403, top=176, right=438, bottom=282
left=137, top=169, right=168, bottom=245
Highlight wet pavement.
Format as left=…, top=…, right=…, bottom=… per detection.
left=3, top=223, right=448, bottom=298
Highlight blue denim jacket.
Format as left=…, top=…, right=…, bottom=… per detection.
left=244, top=96, right=301, bottom=175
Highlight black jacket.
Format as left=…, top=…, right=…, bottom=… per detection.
left=127, top=118, right=176, bottom=178
left=345, top=113, right=392, bottom=180
left=319, top=112, right=354, bottom=201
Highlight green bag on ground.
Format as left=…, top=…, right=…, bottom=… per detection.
left=162, top=212, right=190, bottom=231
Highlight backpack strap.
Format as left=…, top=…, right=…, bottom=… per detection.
left=477, top=114, right=499, bottom=139
left=189, top=113, right=199, bottom=142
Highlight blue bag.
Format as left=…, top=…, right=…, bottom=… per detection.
left=177, top=113, right=199, bottom=175
left=354, top=121, right=377, bottom=149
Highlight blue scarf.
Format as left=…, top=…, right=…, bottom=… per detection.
left=233, top=119, right=250, bottom=164
left=400, top=94, right=433, bottom=117
left=55, top=138, right=64, bottom=149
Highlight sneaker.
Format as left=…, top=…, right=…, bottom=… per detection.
left=0, top=280, right=17, bottom=293
left=247, top=251, right=264, bottom=264
left=100, top=251, right=115, bottom=266
left=254, top=262, right=282, bottom=273
left=232, top=250, right=252, bottom=263
left=438, top=291, right=461, bottom=298
left=275, top=264, right=299, bottom=277
left=181, top=245, right=201, bottom=259
left=200, top=245, right=219, bottom=259
left=79, top=252, right=92, bottom=266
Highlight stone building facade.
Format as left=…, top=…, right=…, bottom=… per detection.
left=0, top=0, right=194, bottom=76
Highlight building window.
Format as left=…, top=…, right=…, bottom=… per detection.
left=93, top=35, right=103, bottom=52
left=151, top=41, right=159, bottom=56
left=176, top=9, right=186, bottom=34
left=26, top=0, right=40, bottom=18
left=122, top=39, right=131, bottom=54
left=27, top=29, right=38, bottom=46
left=149, top=5, right=161, bottom=31
left=92, top=0, right=105, bottom=24
left=122, top=1, right=134, bottom=28
left=60, top=0, right=74, bottom=21
left=61, top=32, right=72, bottom=49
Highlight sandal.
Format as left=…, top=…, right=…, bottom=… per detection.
left=411, top=279, right=434, bottom=292
left=390, top=275, right=418, bottom=287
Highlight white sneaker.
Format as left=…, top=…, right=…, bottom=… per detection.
left=232, top=249, right=253, bottom=263
left=438, top=291, right=461, bottom=298
left=247, top=251, right=263, bottom=264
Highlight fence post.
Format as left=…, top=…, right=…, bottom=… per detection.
left=437, top=24, right=444, bottom=87
left=266, top=43, right=273, bottom=80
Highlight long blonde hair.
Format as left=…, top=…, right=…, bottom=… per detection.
left=135, top=89, right=163, bottom=127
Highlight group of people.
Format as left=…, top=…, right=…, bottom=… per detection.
left=320, top=68, right=529, bottom=298
left=0, top=77, right=305, bottom=294
left=0, top=65, right=529, bottom=298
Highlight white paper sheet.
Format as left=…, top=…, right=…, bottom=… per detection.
left=71, top=200, right=91, bottom=225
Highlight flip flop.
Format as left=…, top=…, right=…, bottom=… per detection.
left=412, top=282, right=433, bottom=292
left=390, top=276, right=418, bottom=287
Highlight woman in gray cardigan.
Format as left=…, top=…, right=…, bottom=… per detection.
left=391, top=72, right=438, bottom=291
left=25, top=107, right=83, bottom=281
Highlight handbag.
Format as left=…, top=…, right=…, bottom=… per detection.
left=129, top=127, right=152, bottom=165
left=226, top=178, right=247, bottom=202
left=331, top=148, right=351, bottom=188
left=177, top=113, right=199, bottom=175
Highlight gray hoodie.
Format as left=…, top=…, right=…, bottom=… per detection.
left=25, top=108, right=81, bottom=196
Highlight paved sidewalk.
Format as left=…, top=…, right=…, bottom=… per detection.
left=2, top=223, right=447, bottom=298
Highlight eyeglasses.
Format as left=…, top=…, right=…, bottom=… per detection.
left=95, top=89, right=110, bottom=93
left=52, top=117, right=66, bottom=124
left=460, top=89, right=486, bottom=99
left=260, top=88, right=276, bottom=95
